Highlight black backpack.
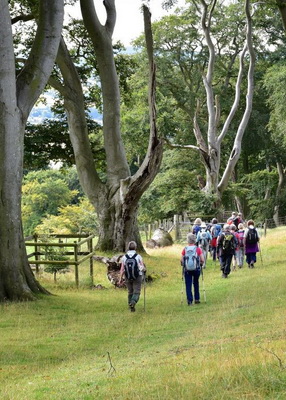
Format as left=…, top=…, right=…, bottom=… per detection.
left=222, top=233, right=236, bottom=253
left=246, top=227, right=258, bottom=244
left=124, top=253, right=140, bottom=280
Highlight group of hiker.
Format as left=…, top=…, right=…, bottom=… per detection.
left=181, top=212, right=260, bottom=305
left=119, top=212, right=260, bottom=311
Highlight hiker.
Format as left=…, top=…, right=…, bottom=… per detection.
left=196, top=222, right=212, bottom=268
left=217, top=224, right=237, bottom=278
left=244, top=220, right=260, bottom=268
left=230, top=224, right=239, bottom=270
left=227, top=211, right=240, bottom=228
left=119, top=241, right=146, bottom=312
left=181, top=233, right=204, bottom=305
left=210, top=218, right=222, bottom=261
left=192, top=218, right=202, bottom=235
left=236, top=223, right=245, bottom=268
left=238, top=212, right=244, bottom=225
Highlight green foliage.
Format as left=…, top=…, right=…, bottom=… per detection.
left=36, top=197, right=98, bottom=235
left=24, top=117, right=104, bottom=170
left=264, top=63, right=286, bottom=150
left=22, top=169, right=79, bottom=236
left=138, top=149, right=203, bottom=223
left=39, top=237, right=70, bottom=282
left=242, top=169, right=278, bottom=220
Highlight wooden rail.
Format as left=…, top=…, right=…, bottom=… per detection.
left=25, top=233, right=96, bottom=287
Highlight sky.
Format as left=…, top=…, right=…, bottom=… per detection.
left=30, top=0, right=186, bottom=123
left=67, top=0, right=186, bottom=46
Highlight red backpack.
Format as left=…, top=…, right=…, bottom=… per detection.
left=237, top=231, right=244, bottom=247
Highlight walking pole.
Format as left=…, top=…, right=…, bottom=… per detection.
left=259, top=242, right=263, bottom=266
left=181, top=264, right=185, bottom=306
left=143, top=272, right=146, bottom=312
left=200, top=264, right=207, bottom=303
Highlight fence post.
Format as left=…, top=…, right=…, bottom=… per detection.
left=74, top=241, right=79, bottom=288
left=174, top=214, right=180, bottom=241
left=264, top=219, right=267, bottom=237
left=88, top=235, right=94, bottom=286
left=34, top=233, right=40, bottom=275
left=144, top=224, right=148, bottom=241
left=148, top=224, right=152, bottom=240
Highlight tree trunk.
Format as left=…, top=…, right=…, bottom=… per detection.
left=50, top=3, right=163, bottom=252
left=273, top=161, right=285, bottom=226
left=0, top=0, right=64, bottom=301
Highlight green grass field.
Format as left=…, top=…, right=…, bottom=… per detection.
left=1, top=227, right=286, bottom=399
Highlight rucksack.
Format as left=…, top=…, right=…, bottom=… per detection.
left=246, top=228, right=258, bottom=244
left=184, top=246, right=199, bottom=271
left=222, top=233, right=235, bottom=253
left=212, top=224, right=222, bottom=238
left=198, top=230, right=209, bottom=249
left=124, top=253, right=139, bottom=280
left=192, top=225, right=201, bottom=235
left=237, top=231, right=244, bottom=247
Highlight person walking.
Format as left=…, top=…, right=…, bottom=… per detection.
left=217, top=224, right=237, bottom=278
left=230, top=224, right=239, bottom=271
left=192, top=218, right=202, bottom=235
left=196, top=222, right=212, bottom=268
left=181, top=233, right=204, bottom=306
left=236, top=223, right=245, bottom=268
left=244, top=220, right=260, bottom=268
left=119, top=241, right=146, bottom=312
left=210, top=218, right=221, bottom=261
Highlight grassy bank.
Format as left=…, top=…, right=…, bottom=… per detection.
left=1, top=228, right=286, bottom=399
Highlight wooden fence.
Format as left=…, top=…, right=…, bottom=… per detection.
left=140, top=214, right=286, bottom=242
left=25, top=233, right=96, bottom=287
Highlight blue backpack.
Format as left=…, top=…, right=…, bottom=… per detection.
left=184, top=246, right=200, bottom=271
left=192, top=225, right=201, bottom=235
left=212, top=224, right=222, bottom=238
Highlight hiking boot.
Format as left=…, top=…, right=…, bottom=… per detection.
left=187, top=302, right=193, bottom=306
left=222, top=273, right=227, bottom=278
left=195, top=300, right=200, bottom=304
left=129, top=302, right=136, bottom=312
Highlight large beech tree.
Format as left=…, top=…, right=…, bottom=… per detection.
left=165, top=0, right=255, bottom=209
left=0, top=0, right=64, bottom=301
left=50, top=1, right=163, bottom=251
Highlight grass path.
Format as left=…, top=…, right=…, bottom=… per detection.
left=1, top=227, right=286, bottom=399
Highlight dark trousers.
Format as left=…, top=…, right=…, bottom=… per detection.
left=125, top=275, right=142, bottom=305
left=219, top=253, right=233, bottom=276
left=184, top=270, right=200, bottom=304
left=246, top=252, right=257, bottom=265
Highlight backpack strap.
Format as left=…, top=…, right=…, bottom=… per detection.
left=125, top=253, right=137, bottom=260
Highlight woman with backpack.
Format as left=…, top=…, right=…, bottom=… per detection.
left=210, top=218, right=221, bottom=261
left=119, top=241, right=146, bottom=312
left=230, top=224, right=240, bottom=270
left=236, top=223, right=245, bottom=268
left=181, top=233, right=204, bottom=306
left=244, top=220, right=260, bottom=268
left=192, top=218, right=202, bottom=235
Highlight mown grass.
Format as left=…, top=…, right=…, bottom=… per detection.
left=1, top=227, right=286, bottom=399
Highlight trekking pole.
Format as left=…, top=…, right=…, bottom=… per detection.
left=181, top=265, right=185, bottom=306
left=143, top=272, right=146, bottom=312
left=200, top=265, right=207, bottom=303
left=259, top=242, right=263, bottom=266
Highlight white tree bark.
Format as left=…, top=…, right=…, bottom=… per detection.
left=169, top=0, right=255, bottom=207
left=0, top=0, right=64, bottom=301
